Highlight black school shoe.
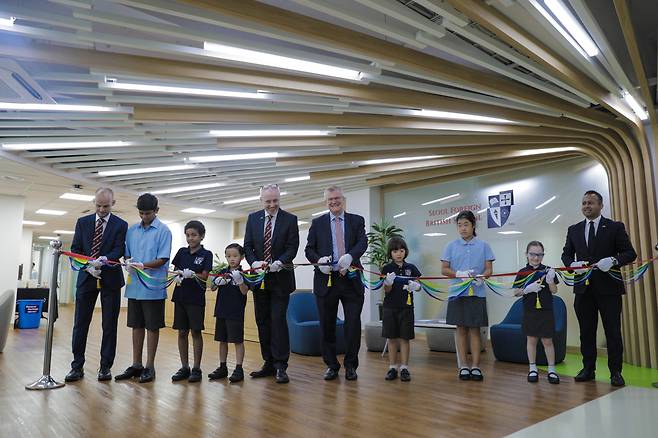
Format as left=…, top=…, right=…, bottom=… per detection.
left=400, top=368, right=411, bottom=382
left=115, top=365, right=143, bottom=381
left=385, top=368, right=398, bottom=381
left=172, top=367, right=191, bottom=382
left=229, top=367, right=244, bottom=383
left=138, top=367, right=156, bottom=383
left=459, top=367, right=471, bottom=381
left=189, top=368, right=202, bottom=383
left=208, top=365, right=228, bottom=380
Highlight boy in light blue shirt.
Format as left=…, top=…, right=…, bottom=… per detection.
left=115, top=193, right=172, bottom=383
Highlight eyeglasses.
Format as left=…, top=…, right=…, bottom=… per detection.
left=528, top=252, right=545, bottom=258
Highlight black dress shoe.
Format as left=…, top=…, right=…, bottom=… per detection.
left=97, top=367, right=112, bottom=382
left=65, top=368, right=84, bottom=382
left=250, top=364, right=276, bottom=378
left=574, top=368, right=596, bottom=382
left=275, top=369, right=289, bottom=384
left=324, top=368, right=339, bottom=381
left=172, top=367, right=191, bottom=382
left=115, top=365, right=144, bottom=381
left=138, top=367, right=156, bottom=383
left=208, top=365, right=228, bottom=380
left=385, top=368, right=398, bottom=381
left=611, top=372, right=625, bottom=387
left=188, top=368, right=202, bottom=383
left=345, top=368, right=358, bottom=381
left=229, top=367, right=244, bottom=383
left=400, top=368, right=411, bottom=382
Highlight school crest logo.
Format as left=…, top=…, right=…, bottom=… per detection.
left=194, top=257, right=204, bottom=265
left=487, top=190, right=514, bottom=228
left=405, top=269, right=411, bottom=276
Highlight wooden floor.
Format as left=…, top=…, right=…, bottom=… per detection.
left=1, top=306, right=616, bottom=438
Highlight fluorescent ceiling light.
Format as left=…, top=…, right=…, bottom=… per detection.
left=188, top=152, right=278, bottom=163
left=0, top=16, right=16, bottom=26
left=181, top=207, right=216, bottom=215
left=298, top=220, right=309, bottom=225
left=517, top=146, right=578, bottom=156
left=0, top=102, right=117, bottom=112
left=38, top=236, right=59, bottom=240
left=23, top=220, right=46, bottom=226
left=423, top=233, right=446, bottom=237
left=535, top=195, right=557, bottom=209
left=209, top=130, right=330, bottom=137
left=550, top=214, right=561, bottom=224
left=104, top=81, right=265, bottom=100
left=60, top=193, right=95, bottom=202
left=418, top=109, right=514, bottom=124
left=362, top=155, right=440, bottom=166
left=498, top=231, right=523, bottom=235
left=36, top=209, right=67, bottom=216
left=544, top=0, right=599, bottom=57
left=622, top=90, right=649, bottom=121
left=285, top=175, right=310, bottom=183
left=2, top=140, right=129, bottom=151
left=160, top=219, right=176, bottom=224
left=393, top=212, right=407, bottom=219
left=53, top=230, right=74, bottom=235
left=312, top=209, right=329, bottom=217
left=421, top=193, right=460, bottom=206
left=204, top=42, right=362, bottom=81
left=151, top=182, right=225, bottom=195
left=98, top=164, right=195, bottom=177
left=223, top=192, right=288, bottom=205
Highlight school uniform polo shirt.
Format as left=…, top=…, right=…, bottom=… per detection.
left=124, top=216, right=172, bottom=300
left=441, top=237, right=495, bottom=298
left=171, top=245, right=213, bottom=306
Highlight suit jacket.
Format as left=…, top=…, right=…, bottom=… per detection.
left=71, top=213, right=128, bottom=295
left=305, top=212, right=368, bottom=297
left=244, top=208, right=299, bottom=294
left=561, top=217, right=636, bottom=295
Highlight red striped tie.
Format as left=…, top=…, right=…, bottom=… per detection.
left=91, top=218, right=104, bottom=259
left=263, top=215, right=272, bottom=263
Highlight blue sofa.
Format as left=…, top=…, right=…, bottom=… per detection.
left=490, top=295, right=567, bottom=365
left=287, top=292, right=345, bottom=356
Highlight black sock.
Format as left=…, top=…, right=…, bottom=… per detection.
left=220, top=362, right=227, bottom=368
left=235, top=364, right=242, bottom=369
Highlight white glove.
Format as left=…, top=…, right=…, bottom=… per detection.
left=596, top=257, right=616, bottom=272
left=570, top=261, right=588, bottom=275
left=251, top=261, right=265, bottom=274
left=523, top=281, right=543, bottom=294
left=213, top=276, right=228, bottom=287
left=545, top=268, right=557, bottom=283
left=174, top=275, right=183, bottom=286
left=182, top=268, right=194, bottom=279
left=405, top=280, right=421, bottom=292
left=383, top=272, right=396, bottom=286
left=269, top=260, right=283, bottom=272
left=88, top=256, right=107, bottom=268
left=85, top=265, right=101, bottom=279
left=230, top=270, right=244, bottom=285
left=455, top=270, right=473, bottom=279
left=318, top=256, right=332, bottom=275
left=473, top=275, right=484, bottom=287
left=337, top=253, right=353, bottom=271
left=126, top=260, right=144, bottom=274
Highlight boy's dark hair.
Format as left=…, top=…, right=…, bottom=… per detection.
left=456, top=210, right=477, bottom=237
left=225, top=243, right=245, bottom=256
left=526, top=240, right=545, bottom=253
left=584, top=190, right=603, bottom=204
left=136, top=193, right=158, bottom=211
left=387, top=236, right=409, bottom=260
left=184, top=220, right=205, bottom=237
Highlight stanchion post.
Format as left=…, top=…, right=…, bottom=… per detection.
left=25, top=240, right=65, bottom=390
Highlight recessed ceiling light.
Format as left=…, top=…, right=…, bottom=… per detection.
left=284, top=175, right=311, bottom=183
left=423, top=233, right=446, bottom=237
left=222, top=192, right=288, bottom=205
left=181, top=208, right=216, bottom=215
left=2, top=141, right=129, bottom=151
left=208, top=130, right=330, bottom=137
left=0, top=102, right=117, bottom=112
left=103, top=81, right=265, bottom=100
left=498, top=231, right=523, bottom=235
left=53, top=230, right=75, bottom=235
left=38, top=236, right=59, bottom=240
left=36, top=209, right=67, bottom=216
left=98, top=164, right=195, bottom=177
left=22, top=220, right=46, bottom=226
left=151, top=182, right=225, bottom=195
left=60, top=193, right=95, bottom=202
left=188, top=152, right=278, bottom=163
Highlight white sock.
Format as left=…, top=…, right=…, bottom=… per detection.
left=529, top=363, right=538, bottom=373
left=548, top=365, right=556, bottom=374
left=389, top=365, right=398, bottom=370
left=400, top=365, right=408, bottom=371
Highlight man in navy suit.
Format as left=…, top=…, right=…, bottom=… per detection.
left=305, top=185, right=368, bottom=381
left=65, top=188, right=128, bottom=382
left=561, top=190, right=636, bottom=387
left=243, top=184, right=299, bottom=384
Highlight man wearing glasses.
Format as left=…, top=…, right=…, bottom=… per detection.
left=243, top=184, right=300, bottom=383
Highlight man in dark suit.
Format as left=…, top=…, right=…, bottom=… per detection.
left=561, top=190, right=636, bottom=387
left=305, top=185, right=368, bottom=381
left=244, top=184, right=299, bottom=384
left=65, top=188, right=128, bottom=382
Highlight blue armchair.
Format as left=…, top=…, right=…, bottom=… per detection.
left=287, top=292, right=345, bottom=356
left=490, top=295, right=567, bottom=365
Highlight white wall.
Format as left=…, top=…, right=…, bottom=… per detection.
left=17, top=229, right=33, bottom=286
left=0, top=195, right=25, bottom=324
left=384, top=158, right=610, bottom=348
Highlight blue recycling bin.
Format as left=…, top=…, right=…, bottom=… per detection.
left=16, top=299, right=44, bottom=329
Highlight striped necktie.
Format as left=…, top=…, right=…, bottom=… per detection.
left=91, top=217, right=104, bottom=258
left=263, top=215, right=272, bottom=263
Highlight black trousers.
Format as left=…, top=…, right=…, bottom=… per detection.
left=574, top=292, right=623, bottom=373
left=316, top=274, right=365, bottom=371
left=71, top=287, right=121, bottom=370
left=253, top=288, right=290, bottom=370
